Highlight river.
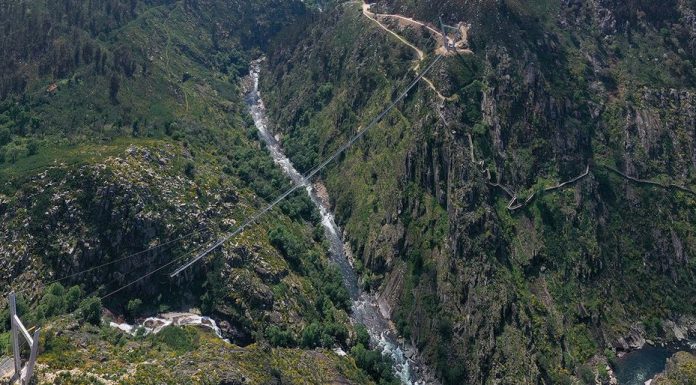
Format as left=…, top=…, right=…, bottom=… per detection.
left=110, top=312, right=228, bottom=342
left=615, top=342, right=696, bottom=385
left=245, top=59, right=437, bottom=385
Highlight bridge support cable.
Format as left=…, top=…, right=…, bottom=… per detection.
left=169, top=55, right=444, bottom=277
left=2, top=227, right=213, bottom=301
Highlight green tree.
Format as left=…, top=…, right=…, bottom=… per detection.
left=65, top=286, right=82, bottom=312
left=300, top=322, right=321, bottom=348
left=155, top=326, right=199, bottom=353
left=38, top=283, right=67, bottom=319
left=0, top=126, right=10, bottom=145
left=268, top=225, right=304, bottom=268
left=355, top=324, right=370, bottom=347
left=0, top=332, right=9, bottom=355
left=126, top=298, right=143, bottom=321
left=184, top=161, right=196, bottom=178
left=4, top=143, right=23, bottom=163
left=109, top=75, right=120, bottom=104
left=350, top=343, right=399, bottom=385
left=78, top=297, right=102, bottom=326
left=320, top=331, right=333, bottom=348
left=26, top=139, right=38, bottom=156
left=265, top=325, right=295, bottom=347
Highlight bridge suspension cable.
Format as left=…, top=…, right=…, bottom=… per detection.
left=2, top=227, right=214, bottom=299
left=169, top=54, right=444, bottom=277
left=58, top=54, right=444, bottom=300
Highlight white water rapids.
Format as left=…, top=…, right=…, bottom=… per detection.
left=109, top=58, right=434, bottom=384
left=110, top=312, right=229, bottom=342
left=246, top=59, right=435, bottom=385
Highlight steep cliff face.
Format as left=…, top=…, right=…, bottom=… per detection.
left=262, top=1, right=696, bottom=383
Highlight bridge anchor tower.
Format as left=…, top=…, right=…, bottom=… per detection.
left=439, top=16, right=451, bottom=52
left=8, top=292, right=40, bottom=385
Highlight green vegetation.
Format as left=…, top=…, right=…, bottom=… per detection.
left=654, top=352, right=696, bottom=385
left=125, top=298, right=143, bottom=321
left=35, top=314, right=377, bottom=384
left=78, top=297, right=102, bottom=326
left=0, top=1, right=385, bottom=383
left=261, top=1, right=696, bottom=384
left=351, top=343, right=400, bottom=385
left=0, top=0, right=694, bottom=384
left=155, top=326, right=200, bottom=353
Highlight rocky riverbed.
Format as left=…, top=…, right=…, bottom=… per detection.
left=245, top=58, right=439, bottom=384
left=613, top=316, right=696, bottom=385
left=110, top=312, right=229, bottom=342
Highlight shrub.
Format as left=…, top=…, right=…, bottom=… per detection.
left=43, top=331, right=80, bottom=368
left=0, top=332, right=9, bottom=355
left=320, top=332, right=333, bottom=348
left=26, top=139, right=38, bottom=156
left=350, top=343, right=399, bottom=385
left=578, top=365, right=595, bottom=385
left=301, top=322, right=322, bottom=348
left=268, top=225, right=304, bottom=268
left=437, top=317, right=453, bottom=341
left=4, top=143, right=24, bottom=163
left=318, top=267, right=351, bottom=312
left=605, top=348, right=618, bottom=368
left=78, top=296, right=102, bottom=326
left=0, top=126, right=10, bottom=145
left=355, top=324, right=370, bottom=347
left=323, top=321, right=348, bottom=346
left=184, top=161, right=196, bottom=178
left=65, top=286, right=82, bottom=312
left=644, top=317, right=662, bottom=337
left=126, top=298, right=143, bottom=320
left=155, top=326, right=199, bottom=353
left=598, top=365, right=609, bottom=382
left=265, top=325, right=295, bottom=347
left=38, top=283, right=67, bottom=319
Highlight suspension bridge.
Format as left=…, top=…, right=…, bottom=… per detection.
left=0, top=5, right=457, bottom=382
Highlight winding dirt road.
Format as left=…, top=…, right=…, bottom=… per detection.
left=361, top=2, right=460, bottom=101
left=362, top=2, right=424, bottom=61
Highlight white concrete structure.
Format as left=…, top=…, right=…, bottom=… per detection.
left=8, top=292, right=40, bottom=385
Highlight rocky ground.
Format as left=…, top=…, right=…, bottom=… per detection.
left=32, top=315, right=371, bottom=385
left=652, top=351, right=696, bottom=385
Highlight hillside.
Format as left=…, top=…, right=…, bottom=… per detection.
left=261, top=0, right=696, bottom=384
left=0, top=1, right=399, bottom=384
left=0, top=0, right=695, bottom=384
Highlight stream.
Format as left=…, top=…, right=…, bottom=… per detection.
left=245, top=59, right=436, bottom=385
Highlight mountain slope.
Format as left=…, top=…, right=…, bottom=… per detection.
left=0, top=1, right=398, bottom=384
left=261, top=1, right=696, bottom=384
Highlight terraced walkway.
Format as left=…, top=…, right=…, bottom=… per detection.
left=356, top=3, right=696, bottom=209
